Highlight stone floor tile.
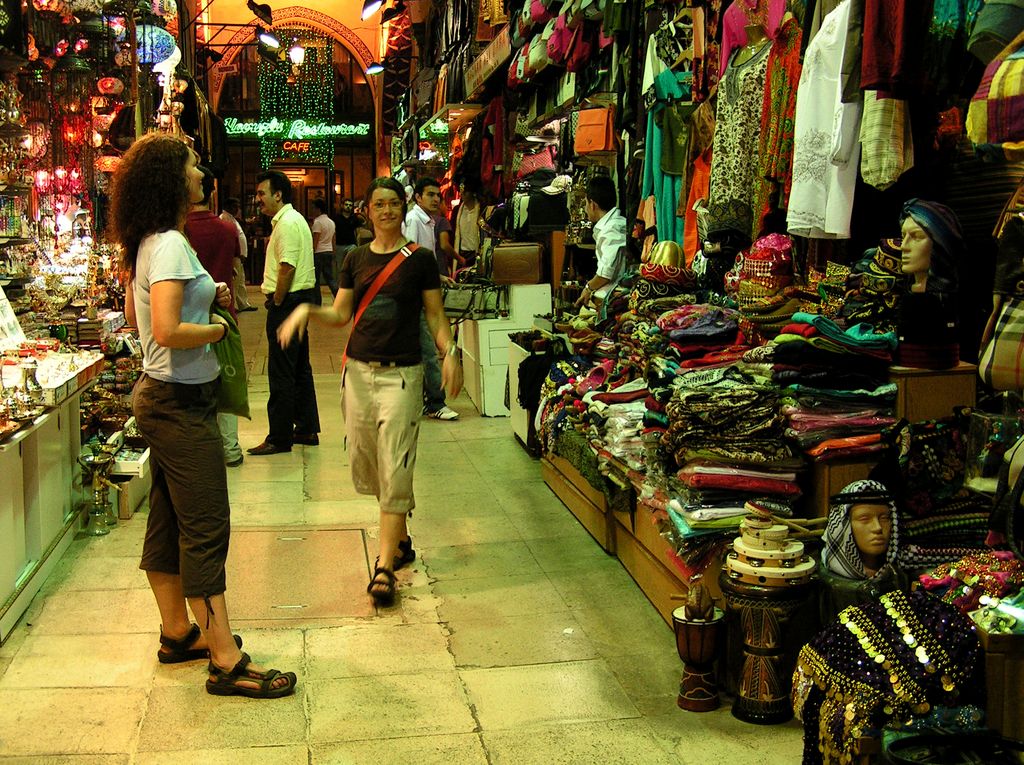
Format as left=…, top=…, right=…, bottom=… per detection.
left=312, top=732, right=489, bottom=765
left=483, top=719, right=680, bottom=765
left=136, top=685, right=306, bottom=752
left=303, top=498, right=379, bottom=526
left=225, top=459, right=304, bottom=484
left=420, top=540, right=542, bottom=581
left=0, top=688, right=147, bottom=756
left=488, top=479, right=563, bottom=515
left=305, top=621, right=455, bottom=678
left=230, top=503, right=308, bottom=527
left=135, top=745, right=308, bottom=765
left=545, top=564, right=644, bottom=610
left=46, top=554, right=150, bottom=592
left=524, top=536, right=619, bottom=574
left=448, top=611, right=598, bottom=668
left=572, top=603, right=674, bottom=657
left=602, top=651, right=684, bottom=716
left=410, top=514, right=524, bottom=548
left=434, top=573, right=568, bottom=622
left=229, top=479, right=305, bottom=505
left=415, top=445, right=479, bottom=475
left=0, top=633, right=154, bottom=688
left=31, top=588, right=155, bottom=635
left=643, top=710, right=804, bottom=764
left=412, top=488, right=503, bottom=518
left=303, top=475, right=369, bottom=502
left=505, top=505, right=594, bottom=541
left=461, top=660, right=640, bottom=731
left=307, top=672, right=476, bottom=744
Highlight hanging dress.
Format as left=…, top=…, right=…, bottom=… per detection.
left=707, top=40, right=770, bottom=242
left=787, top=0, right=862, bottom=239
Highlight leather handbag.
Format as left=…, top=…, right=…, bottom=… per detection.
left=491, top=242, right=544, bottom=284
left=574, top=106, right=615, bottom=154
left=979, top=295, right=1024, bottom=390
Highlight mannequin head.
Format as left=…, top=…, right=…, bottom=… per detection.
left=823, top=479, right=899, bottom=579
left=899, top=199, right=963, bottom=295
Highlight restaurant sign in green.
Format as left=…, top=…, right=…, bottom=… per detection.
left=223, top=117, right=371, bottom=139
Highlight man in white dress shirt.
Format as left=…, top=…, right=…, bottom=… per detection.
left=575, top=175, right=628, bottom=310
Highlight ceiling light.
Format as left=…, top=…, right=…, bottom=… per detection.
left=257, top=41, right=284, bottom=64
left=361, top=0, right=383, bottom=20
left=366, top=61, right=384, bottom=75
left=255, top=26, right=280, bottom=48
left=288, top=44, right=304, bottom=65
left=381, top=0, right=406, bottom=23
left=246, top=0, right=273, bottom=26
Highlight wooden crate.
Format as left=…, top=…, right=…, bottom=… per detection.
left=541, top=454, right=616, bottom=553
left=890, top=362, right=977, bottom=423
left=977, top=624, right=1024, bottom=739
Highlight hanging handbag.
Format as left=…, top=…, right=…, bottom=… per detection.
left=979, top=296, right=1024, bottom=390
left=340, top=244, right=418, bottom=370
left=210, top=305, right=250, bottom=419
left=967, top=29, right=1024, bottom=146
left=573, top=106, right=615, bottom=154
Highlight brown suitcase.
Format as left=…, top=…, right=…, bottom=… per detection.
left=491, top=242, right=544, bottom=284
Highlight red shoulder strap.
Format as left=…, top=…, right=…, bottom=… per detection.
left=341, top=243, right=418, bottom=370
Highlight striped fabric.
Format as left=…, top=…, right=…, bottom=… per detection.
left=979, top=295, right=1024, bottom=390
left=967, top=29, right=1024, bottom=145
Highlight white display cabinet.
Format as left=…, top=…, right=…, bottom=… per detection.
left=459, top=284, right=551, bottom=416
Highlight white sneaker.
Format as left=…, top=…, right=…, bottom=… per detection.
left=427, top=405, right=459, bottom=420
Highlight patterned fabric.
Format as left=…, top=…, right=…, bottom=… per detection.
left=707, top=42, right=770, bottom=241
left=823, top=478, right=899, bottom=579
left=753, top=16, right=802, bottom=234
left=967, top=29, right=1024, bottom=145
left=859, top=93, right=914, bottom=190
left=787, top=0, right=862, bottom=239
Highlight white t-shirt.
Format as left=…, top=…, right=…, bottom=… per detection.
left=219, top=211, right=247, bottom=260
left=133, top=230, right=220, bottom=384
left=311, top=213, right=336, bottom=254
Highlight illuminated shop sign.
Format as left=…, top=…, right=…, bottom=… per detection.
left=224, top=117, right=371, bottom=139
left=282, top=140, right=312, bottom=152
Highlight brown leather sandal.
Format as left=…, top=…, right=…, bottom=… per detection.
left=205, top=652, right=297, bottom=699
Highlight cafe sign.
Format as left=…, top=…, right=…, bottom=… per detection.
left=224, top=117, right=371, bottom=139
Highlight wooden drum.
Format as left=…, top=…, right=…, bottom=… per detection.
left=671, top=606, right=724, bottom=712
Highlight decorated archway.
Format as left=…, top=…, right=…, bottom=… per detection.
left=208, top=7, right=376, bottom=112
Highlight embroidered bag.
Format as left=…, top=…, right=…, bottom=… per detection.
left=979, top=296, right=1024, bottom=390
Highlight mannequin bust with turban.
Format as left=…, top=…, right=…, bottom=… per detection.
left=894, top=199, right=964, bottom=369
left=819, top=479, right=908, bottom=621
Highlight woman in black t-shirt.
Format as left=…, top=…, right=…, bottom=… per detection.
left=278, top=177, right=462, bottom=605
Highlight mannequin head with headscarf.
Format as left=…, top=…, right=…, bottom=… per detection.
left=899, top=199, right=964, bottom=295
left=823, top=479, right=900, bottom=579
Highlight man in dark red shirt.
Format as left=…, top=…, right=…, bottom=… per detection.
left=185, top=166, right=243, bottom=467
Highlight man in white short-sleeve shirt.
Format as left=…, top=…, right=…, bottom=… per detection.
left=249, top=170, right=320, bottom=456
left=575, top=175, right=627, bottom=310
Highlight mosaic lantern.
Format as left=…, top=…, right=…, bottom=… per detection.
left=136, top=23, right=175, bottom=65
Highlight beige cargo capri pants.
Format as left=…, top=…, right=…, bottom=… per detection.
left=341, top=360, right=424, bottom=513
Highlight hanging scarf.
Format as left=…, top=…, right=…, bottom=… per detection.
left=823, top=478, right=900, bottom=579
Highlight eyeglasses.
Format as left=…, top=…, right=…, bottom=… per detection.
left=371, top=200, right=404, bottom=211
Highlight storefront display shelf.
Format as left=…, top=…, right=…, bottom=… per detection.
left=541, top=453, right=616, bottom=553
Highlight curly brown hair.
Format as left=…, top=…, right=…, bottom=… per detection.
left=107, top=133, right=193, bottom=275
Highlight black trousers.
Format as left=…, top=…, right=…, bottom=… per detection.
left=264, top=288, right=321, bottom=445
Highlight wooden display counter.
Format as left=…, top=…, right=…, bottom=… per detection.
left=978, top=624, right=1024, bottom=740
left=541, top=453, right=615, bottom=553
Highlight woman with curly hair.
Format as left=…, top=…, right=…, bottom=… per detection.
left=111, top=133, right=296, bottom=698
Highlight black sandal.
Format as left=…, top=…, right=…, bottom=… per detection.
left=206, top=652, right=297, bottom=699
left=157, top=623, right=243, bottom=664
left=367, top=567, right=397, bottom=606
left=374, top=538, right=417, bottom=573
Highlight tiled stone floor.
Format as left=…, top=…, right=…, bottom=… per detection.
left=0, top=288, right=804, bottom=763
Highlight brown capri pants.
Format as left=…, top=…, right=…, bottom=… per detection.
left=342, top=360, right=423, bottom=514
left=133, top=374, right=231, bottom=598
